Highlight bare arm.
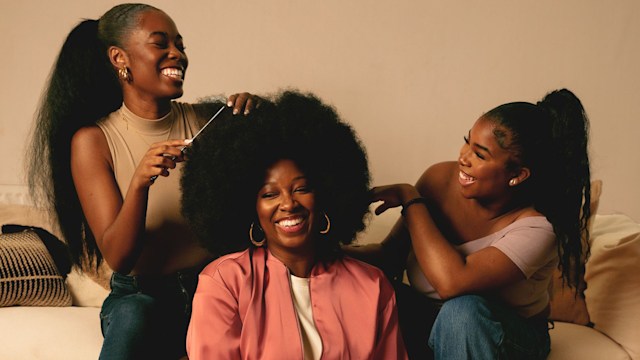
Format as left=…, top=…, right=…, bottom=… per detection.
left=371, top=169, right=524, bottom=299
left=70, top=126, right=187, bottom=273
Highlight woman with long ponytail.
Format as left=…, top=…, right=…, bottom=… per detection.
left=27, top=4, right=258, bottom=359
left=351, top=88, right=590, bottom=359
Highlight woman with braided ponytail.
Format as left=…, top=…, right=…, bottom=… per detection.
left=351, top=89, right=591, bottom=359
left=26, top=3, right=258, bottom=359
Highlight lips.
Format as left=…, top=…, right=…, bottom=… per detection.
left=459, top=170, right=476, bottom=186
left=161, top=67, right=184, bottom=80
left=275, top=216, right=306, bottom=234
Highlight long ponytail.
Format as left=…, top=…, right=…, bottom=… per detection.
left=537, top=89, right=591, bottom=288
left=486, top=89, right=591, bottom=289
left=27, top=4, right=160, bottom=270
left=27, top=19, right=121, bottom=268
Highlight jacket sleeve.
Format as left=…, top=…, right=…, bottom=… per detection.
left=374, top=279, right=409, bottom=360
left=186, top=272, right=242, bottom=359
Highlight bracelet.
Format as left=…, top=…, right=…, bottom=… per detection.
left=400, top=197, right=428, bottom=216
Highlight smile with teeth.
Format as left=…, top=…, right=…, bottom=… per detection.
left=276, top=217, right=306, bottom=233
left=161, top=68, right=183, bottom=79
left=459, top=170, right=476, bottom=185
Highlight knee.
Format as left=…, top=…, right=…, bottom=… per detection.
left=105, top=294, right=157, bottom=333
left=430, top=295, right=501, bottom=345
left=429, top=295, right=505, bottom=358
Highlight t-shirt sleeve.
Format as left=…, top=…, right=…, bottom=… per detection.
left=491, top=220, right=557, bottom=279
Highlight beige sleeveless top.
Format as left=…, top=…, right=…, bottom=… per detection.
left=97, top=102, right=205, bottom=273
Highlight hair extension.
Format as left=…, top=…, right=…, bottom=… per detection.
left=27, top=4, right=159, bottom=269
left=485, top=89, right=591, bottom=288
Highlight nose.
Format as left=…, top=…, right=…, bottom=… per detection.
left=279, top=192, right=297, bottom=212
left=167, top=44, right=185, bottom=61
left=459, top=147, right=471, bottom=166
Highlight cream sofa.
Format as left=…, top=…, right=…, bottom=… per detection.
left=0, top=186, right=109, bottom=360
left=1, top=184, right=639, bottom=360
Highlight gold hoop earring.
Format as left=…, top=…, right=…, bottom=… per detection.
left=118, top=67, right=131, bottom=82
left=249, top=222, right=265, bottom=247
left=320, top=213, right=331, bottom=234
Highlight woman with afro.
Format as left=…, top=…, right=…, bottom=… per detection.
left=182, top=90, right=407, bottom=359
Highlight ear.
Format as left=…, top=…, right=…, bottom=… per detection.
left=108, top=46, right=127, bottom=69
left=509, top=167, right=531, bottom=187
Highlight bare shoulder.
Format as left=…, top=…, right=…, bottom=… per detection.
left=415, top=161, right=458, bottom=200
left=71, top=126, right=111, bottom=167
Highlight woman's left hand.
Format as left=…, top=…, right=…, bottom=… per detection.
left=370, top=184, right=420, bottom=215
left=227, top=92, right=262, bottom=115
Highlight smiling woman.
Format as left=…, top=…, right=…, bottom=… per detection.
left=350, top=89, right=591, bottom=359
left=181, top=90, right=408, bottom=359
left=25, top=3, right=259, bottom=359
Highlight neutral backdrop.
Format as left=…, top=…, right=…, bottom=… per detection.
left=1, top=1, right=639, bottom=221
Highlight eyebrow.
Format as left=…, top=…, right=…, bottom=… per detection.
left=468, top=130, right=492, bottom=155
left=262, top=175, right=308, bottom=186
left=149, top=31, right=183, bottom=40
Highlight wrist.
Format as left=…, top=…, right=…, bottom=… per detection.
left=399, top=184, right=421, bottom=203
left=401, top=197, right=428, bottom=216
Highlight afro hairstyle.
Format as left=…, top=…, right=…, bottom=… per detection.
left=181, top=90, right=371, bottom=260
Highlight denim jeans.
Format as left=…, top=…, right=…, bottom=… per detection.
left=99, top=266, right=203, bottom=360
left=429, top=295, right=550, bottom=360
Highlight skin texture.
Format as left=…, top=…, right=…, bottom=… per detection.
left=256, top=159, right=319, bottom=277
left=369, top=115, right=543, bottom=304
left=110, top=9, right=188, bottom=117
left=71, top=9, right=255, bottom=275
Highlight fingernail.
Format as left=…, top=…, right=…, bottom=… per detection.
left=233, top=109, right=239, bottom=115
left=227, top=101, right=233, bottom=107
left=244, top=109, right=250, bottom=115
left=184, top=139, right=193, bottom=145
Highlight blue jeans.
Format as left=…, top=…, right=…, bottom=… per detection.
left=429, top=295, right=550, bottom=360
left=99, top=266, right=203, bottom=360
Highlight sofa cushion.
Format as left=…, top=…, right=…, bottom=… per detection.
left=0, top=229, right=72, bottom=307
left=66, top=267, right=110, bottom=307
left=0, top=306, right=102, bottom=360
left=0, top=203, right=112, bottom=298
left=584, top=214, right=640, bottom=359
left=548, top=322, right=630, bottom=360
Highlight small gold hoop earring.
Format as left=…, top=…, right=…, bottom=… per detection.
left=118, top=67, right=131, bottom=82
left=249, top=222, right=266, bottom=247
left=320, top=213, right=331, bottom=234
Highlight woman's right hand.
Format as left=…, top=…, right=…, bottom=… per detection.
left=133, top=139, right=190, bottom=188
left=370, top=184, right=421, bottom=215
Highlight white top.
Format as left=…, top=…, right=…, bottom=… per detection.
left=290, top=274, right=323, bottom=360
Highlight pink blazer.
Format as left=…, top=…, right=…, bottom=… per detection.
left=187, top=247, right=407, bottom=359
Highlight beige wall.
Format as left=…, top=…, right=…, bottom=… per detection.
left=2, top=0, right=639, bottom=221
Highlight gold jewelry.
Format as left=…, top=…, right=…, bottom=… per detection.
left=509, top=179, right=517, bottom=186
left=320, top=213, right=331, bottom=234
left=249, top=222, right=266, bottom=246
left=118, top=67, right=132, bottom=82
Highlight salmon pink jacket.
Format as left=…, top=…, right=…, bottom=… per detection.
left=186, top=247, right=407, bottom=359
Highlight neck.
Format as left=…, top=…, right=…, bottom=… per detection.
left=269, top=248, right=315, bottom=278
left=122, top=93, right=172, bottom=119
left=473, top=195, right=531, bottom=222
